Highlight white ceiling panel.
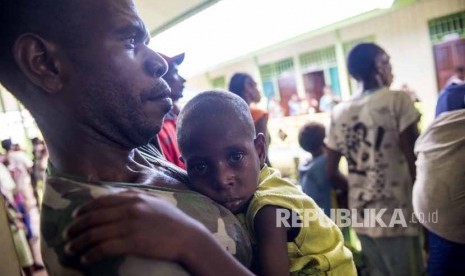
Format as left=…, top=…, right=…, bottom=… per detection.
left=134, top=0, right=221, bottom=35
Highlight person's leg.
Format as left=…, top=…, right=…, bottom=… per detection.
left=358, top=234, right=390, bottom=276
left=12, top=228, right=34, bottom=276
left=376, top=235, right=424, bottom=276
left=428, top=230, right=465, bottom=275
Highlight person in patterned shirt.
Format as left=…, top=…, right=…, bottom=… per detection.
left=326, top=43, right=424, bottom=276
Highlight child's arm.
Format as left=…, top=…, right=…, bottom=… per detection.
left=254, top=205, right=294, bottom=276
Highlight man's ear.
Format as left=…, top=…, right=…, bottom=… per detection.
left=254, top=133, right=266, bottom=165
left=13, top=34, right=66, bottom=94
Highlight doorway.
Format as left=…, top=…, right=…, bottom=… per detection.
left=303, top=71, right=326, bottom=112
left=433, top=38, right=465, bottom=91
left=277, top=73, right=297, bottom=116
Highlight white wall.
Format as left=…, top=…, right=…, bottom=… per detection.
left=187, top=0, right=465, bottom=122
left=187, top=58, right=258, bottom=92
left=341, top=0, right=465, bottom=119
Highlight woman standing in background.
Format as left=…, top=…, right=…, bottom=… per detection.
left=229, top=73, right=271, bottom=166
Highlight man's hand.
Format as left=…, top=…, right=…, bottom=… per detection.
left=63, top=191, right=205, bottom=266
left=63, top=191, right=253, bottom=276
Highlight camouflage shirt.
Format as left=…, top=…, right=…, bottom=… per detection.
left=41, top=145, right=252, bottom=275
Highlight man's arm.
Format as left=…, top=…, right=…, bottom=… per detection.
left=399, top=123, right=419, bottom=183
left=64, top=192, right=253, bottom=276
left=254, top=205, right=291, bottom=276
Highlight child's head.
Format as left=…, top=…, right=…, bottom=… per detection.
left=177, top=90, right=266, bottom=213
left=298, top=122, right=326, bottom=155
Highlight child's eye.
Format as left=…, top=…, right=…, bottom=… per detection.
left=191, top=163, right=208, bottom=175
left=229, top=152, right=244, bottom=163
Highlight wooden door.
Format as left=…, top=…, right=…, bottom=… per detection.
left=277, top=73, right=297, bottom=116
left=433, top=38, right=465, bottom=91
left=303, top=71, right=326, bottom=112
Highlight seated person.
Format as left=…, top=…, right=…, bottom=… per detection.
left=0, top=1, right=252, bottom=275
left=176, top=90, right=356, bottom=275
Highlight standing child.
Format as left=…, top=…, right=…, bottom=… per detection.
left=298, top=122, right=347, bottom=217
left=177, top=91, right=356, bottom=275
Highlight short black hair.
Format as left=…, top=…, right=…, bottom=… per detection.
left=347, top=43, right=385, bottom=83
left=1, top=139, right=12, bottom=151
left=0, top=0, right=90, bottom=91
left=298, top=122, right=326, bottom=153
left=228, top=73, right=252, bottom=100
left=177, top=90, right=255, bottom=153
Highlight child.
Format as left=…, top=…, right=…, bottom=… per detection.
left=177, top=91, right=356, bottom=275
left=298, top=122, right=336, bottom=216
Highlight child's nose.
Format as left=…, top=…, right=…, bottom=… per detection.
left=214, top=162, right=235, bottom=190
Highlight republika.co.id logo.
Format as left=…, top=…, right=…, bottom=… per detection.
left=276, top=208, right=438, bottom=228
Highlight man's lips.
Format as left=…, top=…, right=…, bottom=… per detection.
left=141, top=81, right=171, bottom=102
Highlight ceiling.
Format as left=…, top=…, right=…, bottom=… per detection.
left=134, top=0, right=221, bottom=36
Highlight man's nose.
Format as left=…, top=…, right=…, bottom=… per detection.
left=145, top=52, right=168, bottom=78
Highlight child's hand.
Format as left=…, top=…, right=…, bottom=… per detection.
left=62, top=191, right=207, bottom=266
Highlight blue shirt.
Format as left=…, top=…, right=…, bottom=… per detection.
left=436, top=83, right=465, bottom=117
left=298, top=155, right=334, bottom=216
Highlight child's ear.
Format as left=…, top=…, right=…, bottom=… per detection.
left=254, top=133, right=266, bottom=165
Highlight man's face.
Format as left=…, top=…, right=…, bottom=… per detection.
left=164, top=63, right=186, bottom=102
left=181, top=117, right=265, bottom=214
left=64, top=0, right=171, bottom=148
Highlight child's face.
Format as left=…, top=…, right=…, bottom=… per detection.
left=181, top=119, right=266, bottom=214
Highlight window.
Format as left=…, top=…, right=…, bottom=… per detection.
left=429, top=11, right=465, bottom=44
left=259, top=58, right=295, bottom=81
left=299, top=46, right=337, bottom=70
left=211, top=76, right=226, bottom=89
